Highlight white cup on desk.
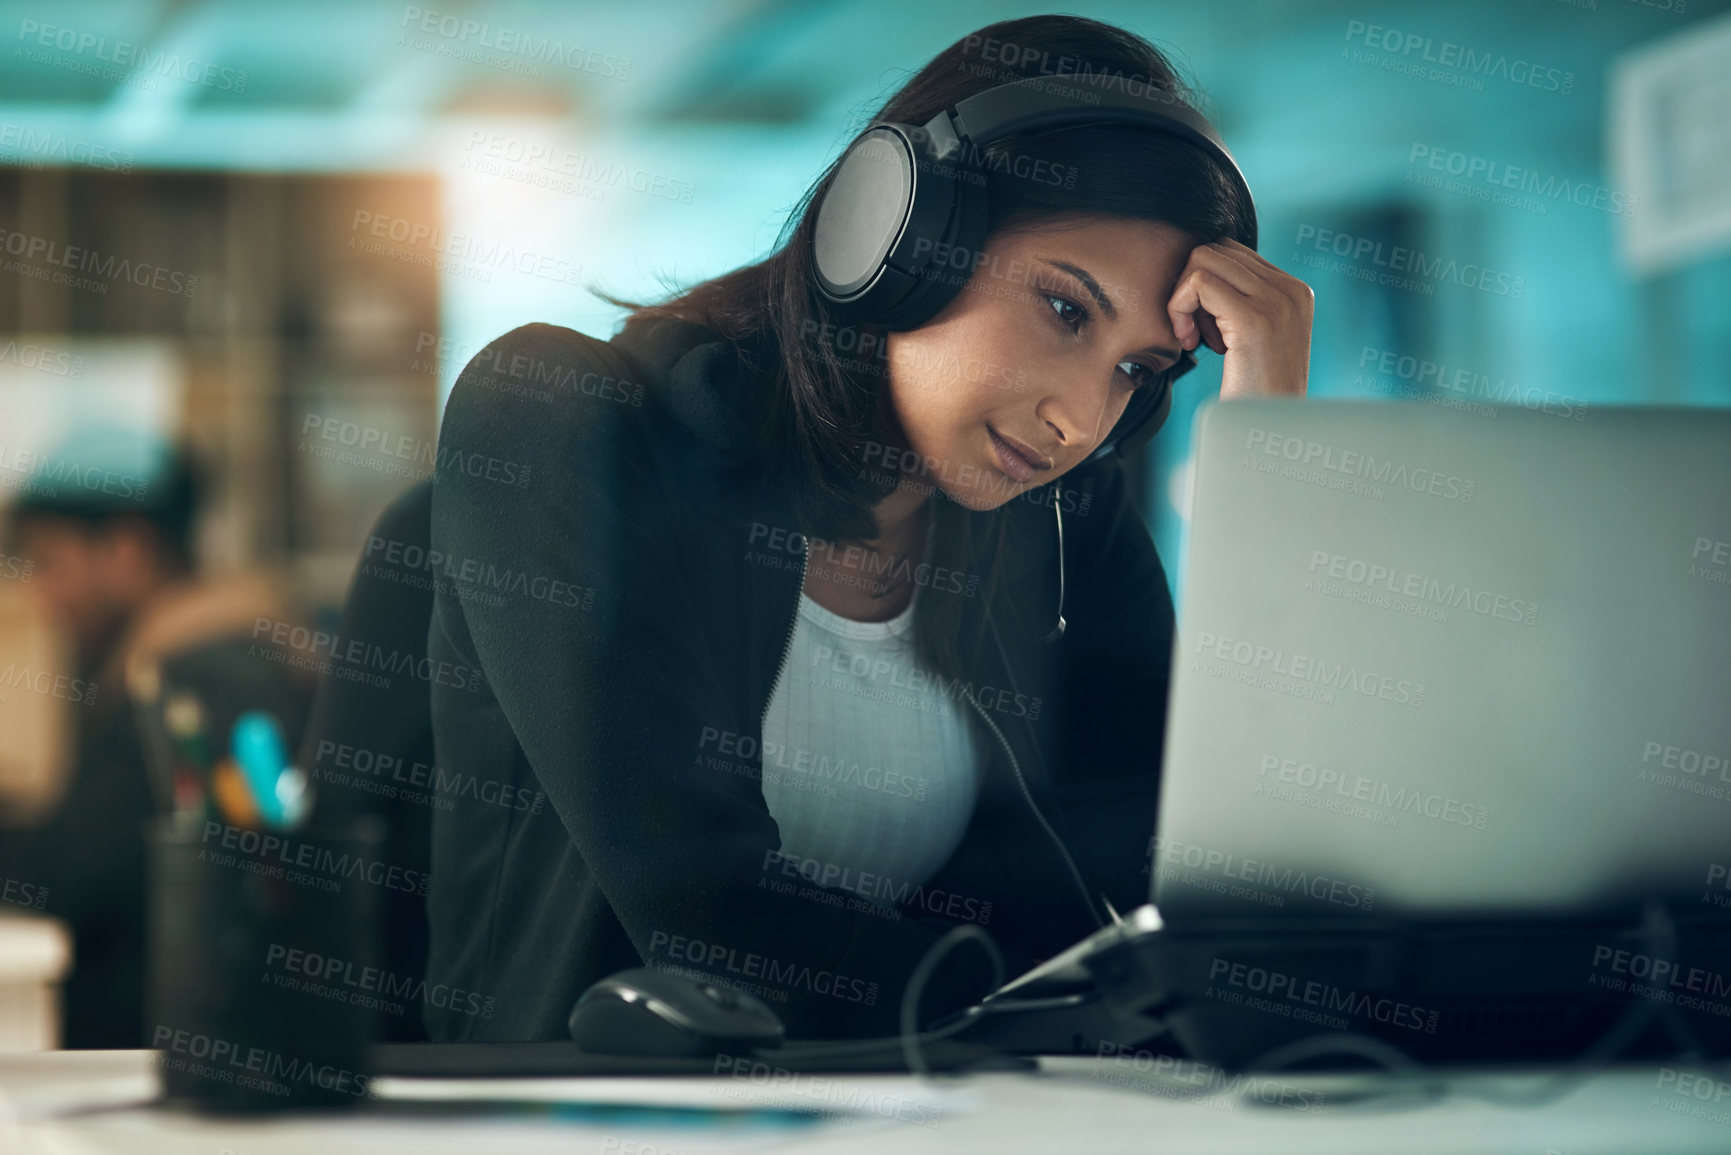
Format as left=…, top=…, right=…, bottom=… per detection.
left=0, top=910, right=72, bottom=1051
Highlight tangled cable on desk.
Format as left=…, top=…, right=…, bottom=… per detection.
left=756, top=924, right=1006, bottom=1075
left=897, top=924, right=1005, bottom=1078
left=1237, top=899, right=1718, bottom=1113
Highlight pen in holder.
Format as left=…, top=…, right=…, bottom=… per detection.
left=146, top=809, right=386, bottom=1112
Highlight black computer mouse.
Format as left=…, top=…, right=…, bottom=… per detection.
left=568, top=967, right=787, bottom=1057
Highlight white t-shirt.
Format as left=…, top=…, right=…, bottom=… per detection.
left=760, top=577, right=982, bottom=911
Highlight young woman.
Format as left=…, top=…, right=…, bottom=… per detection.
left=422, top=14, right=1312, bottom=1043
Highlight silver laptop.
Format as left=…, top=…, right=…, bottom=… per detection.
left=1151, top=399, right=1731, bottom=922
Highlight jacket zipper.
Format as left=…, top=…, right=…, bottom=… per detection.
left=762, top=536, right=811, bottom=735
left=961, top=685, right=1105, bottom=930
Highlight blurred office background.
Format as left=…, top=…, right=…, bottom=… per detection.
left=0, top=0, right=1726, bottom=1045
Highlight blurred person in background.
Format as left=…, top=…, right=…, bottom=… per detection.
left=0, top=440, right=308, bottom=1047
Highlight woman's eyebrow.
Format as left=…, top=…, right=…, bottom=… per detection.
left=1041, top=258, right=1181, bottom=363
left=1040, top=259, right=1117, bottom=319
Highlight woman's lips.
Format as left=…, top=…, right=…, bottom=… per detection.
left=987, top=426, right=1052, bottom=484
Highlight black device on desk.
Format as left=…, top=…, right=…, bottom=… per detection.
left=370, top=964, right=1024, bottom=1076
left=569, top=967, right=786, bottom=1057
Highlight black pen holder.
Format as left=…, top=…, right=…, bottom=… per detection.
left=146, top=811, right=387, bottom=1113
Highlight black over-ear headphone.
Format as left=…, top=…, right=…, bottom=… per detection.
left=811, top=68, right=1258, bottom=464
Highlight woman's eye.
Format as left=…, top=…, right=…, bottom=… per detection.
left=1044, top=293, right=1085, bottom=329
left=1118, top=361, right=1159, bottom=391
left=1044, top=289, right=1161, bottom=390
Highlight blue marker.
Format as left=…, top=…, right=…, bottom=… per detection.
left=230, top=710, right=311, bottom=829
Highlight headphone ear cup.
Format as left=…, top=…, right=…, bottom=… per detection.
left=874, top=150, right=993, bottom=331
left=814, top=125, right=960, bottom=322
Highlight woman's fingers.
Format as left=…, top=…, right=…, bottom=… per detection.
left=1167, top=260, right=1249, bottom=349
left=1195, top=309, right=1227, bottom=356
left=1210, top=239, right=1318, bottom=317
left=1166, top=241, right=1316, bottom=399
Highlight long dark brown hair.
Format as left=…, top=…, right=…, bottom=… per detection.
left=597, top=14, right=1255, bottom=685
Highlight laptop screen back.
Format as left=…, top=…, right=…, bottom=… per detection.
left=1151, top=400, right=1731, bottom=922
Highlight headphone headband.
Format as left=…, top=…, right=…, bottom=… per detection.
left=950, top=72, right=1254, bottom=248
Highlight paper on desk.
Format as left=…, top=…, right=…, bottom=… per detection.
left=371, top=1072, right=977, bottom=1123
left=20, top=1100, right=912, bottom=1155
left=350, top=1075, right=977, bottom=1153
left=13, top=1070, right=977, bottom=1155
left=0, top=1062, right=155, bottom=1123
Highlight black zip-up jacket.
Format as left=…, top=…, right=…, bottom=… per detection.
left=423, top=314, right=1176, bottom=1041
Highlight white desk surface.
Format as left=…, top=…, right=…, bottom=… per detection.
left=0, top=1049, right=1728, bottom=1154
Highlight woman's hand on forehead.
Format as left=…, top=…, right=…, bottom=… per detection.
left=1166, top=238, right=1314, bottom=400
